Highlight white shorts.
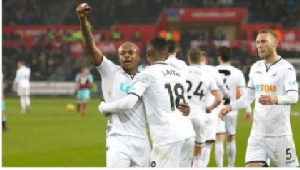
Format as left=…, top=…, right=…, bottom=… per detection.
left=189, top=117, right=207, bottom=146
left=224, top=111, right=238, bottom=135
left=106, top=135, right=150, bottom=167
left=216, top=117, right=226, bottom=134
left=204, top=110, right=218, bottom=141
left=18, top=86, right=30, bottom=96
left=245, top=135, right=299, bottom=167
left=150, top=137, right=195, bottom=167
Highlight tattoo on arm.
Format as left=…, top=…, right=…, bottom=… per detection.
left=80, top=20, right=94, bottom=55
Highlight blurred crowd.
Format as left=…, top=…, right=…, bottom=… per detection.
left=3, top=0, right=300, bottom=28
left=2, top=0, right=300, bottom=83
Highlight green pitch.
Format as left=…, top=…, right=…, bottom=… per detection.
left=2, top=98, right=300, bottom=167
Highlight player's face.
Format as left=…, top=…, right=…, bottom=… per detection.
left=118, top=43, right=140, bottom=72
left=256, top=33, right=276, bottom=60
left=82, top=68, right=89, bottom=75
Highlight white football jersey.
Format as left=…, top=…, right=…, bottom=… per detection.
left=95, top=57, right=147, bottom=139
left=129, top=61, right=195, bottom=147
left=165, top=55, right=188, bottom=73
left=247, top=58, right=298, bottom=136
left=186, top=65, right=219, bottom=118
left=14, top=66, right=30, bottom=87
left=199, top=64, right=224, bottom=106
left=215, top=64, right=249, bottom=113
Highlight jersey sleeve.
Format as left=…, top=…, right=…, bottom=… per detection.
left=88, top=74, right=93, bottom=82
left=75, top=74, right=80, bottom=82
left=94, top=56, right=119, bottom=78
left=129, top=71, right=154, bottom=97
left=283, top=66, right=298, bottom=93
left=208, top=76, right=219, bottom=91
left=247, top=65, right=255, bottom=90
left=237, top=70, right=246, bottom=87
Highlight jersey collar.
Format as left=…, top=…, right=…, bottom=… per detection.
left=265, top=56, right=282, bottom=72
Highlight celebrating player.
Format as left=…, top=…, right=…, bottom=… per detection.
left=219, top=29, right=299, bottom=167
left=77, top=3, right=150, bottom=167
left=186, top=48, right=222, bottom=167
left=75, top=67, right=93, bottom=115
left=215, top=46, right=252, bottom=167
left=13, top=61, right=31, bottom=114
left=99, top=38, right=195, bottom=167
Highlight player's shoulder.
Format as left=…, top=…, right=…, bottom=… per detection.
left=250, top=60, right=264, bottom=70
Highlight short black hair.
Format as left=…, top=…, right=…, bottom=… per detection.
left=167, top=40, right=176, bottom=53
left=216, top=46, right=231, bottom=62
left=149, top=37, right=168, bottom=53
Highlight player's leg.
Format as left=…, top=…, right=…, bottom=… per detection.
left=20, top=96, right=26, bottom=113
left=200, top=110, right=218, bottom=167
left=2, top=101, right=7, bottom=132
left=106, top=136, right=131, bottom=167
left=151, top=141, right=185, bottom=167
left=245, top=135, right=268, bottom=167
left=266, top=136, right=299, bottom=167
left=130, top=137, right=150, bottom=167
left=180, top=137, right=195, bottom=167
left=224, top=113, right=238, bottom=167
left=76, top=90, right=82, bottom=115
left=25, top=87, right=30, bottom=112
left=80, top=90, right=90, bottom=115
left=191, top=117, right=206, bottom=167
left=215, top=117, right=226, bottom=167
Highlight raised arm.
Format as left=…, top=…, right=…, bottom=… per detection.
left=76, top=3, right=103, bottom=66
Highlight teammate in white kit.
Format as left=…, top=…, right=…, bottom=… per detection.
left=215, top=46, right=252, bottom=167
left=198, top=51, right=231, bottom=167
left=186, top=48, right=222, bottom=167
left=77, top=3, right=150, bottom=167
left=220, top=29, right=299, bottom=167
left=13, top=61, right=31, bottom=113
left=99, top=38, right=195, bottom=167
left=166, top=40, right=188, bottom=74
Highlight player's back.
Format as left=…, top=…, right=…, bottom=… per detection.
left=186, top=65, right=217, bottom=117
left=215, top=64, right=245, bottom=101
left=16, top=66, right=30, bottom=87
left=134, top=62, right=194, bottom=146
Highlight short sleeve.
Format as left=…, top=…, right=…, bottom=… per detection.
left=129, top=71, right=154, bottom=97
left=237, top=70, right=246, bottom=87
left=283, top=66, right=298, bottom=92
left=94, top=56, right=119, bottom=78
left=75, top=74, right=80, bottom=82
left=208, top=76, right=219, bottom=91
left=88, top=74, right=93, bottom=82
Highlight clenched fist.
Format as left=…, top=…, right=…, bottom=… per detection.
left=76, top=3, right=91, bottom=20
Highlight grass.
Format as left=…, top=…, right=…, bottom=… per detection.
left=2, top=98, right=300, bottom=167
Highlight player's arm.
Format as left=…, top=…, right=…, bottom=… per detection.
left=259, top=67, right=298, bottom=105
left=206, top=90, right=222, bottom=113
left=76, top=3, right=103, bottom=66
left=13, top=70, right=20, bottom=92
left=99, top=72, right=151, bottom=116
left=214, top=70, right=231, bottom=103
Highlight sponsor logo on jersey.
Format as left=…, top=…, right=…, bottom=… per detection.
left=289, top=80, right=297, bottom=86
left=255, top=84, right=276, bottom=92
left=120, top=83, right=132, bottom=93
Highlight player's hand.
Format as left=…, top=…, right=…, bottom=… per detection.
left=178, top=99, right=190, bottom=116
left=245, top=112, right=252, bottom=123
left=223, top=97, right=230, bottom=105
left=76, top=3, right=91, bottom=20
left=218, top=105, right=231, bottom=120
left=98, top=101, right=110, bottom=117
left=206, top=106, right=213, bottom=113
left=258, top=95, right=278, bottom=105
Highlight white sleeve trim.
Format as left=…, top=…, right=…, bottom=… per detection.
left=277, top=91, right=298, bottom=105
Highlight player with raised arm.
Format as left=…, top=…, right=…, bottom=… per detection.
left=215, top=46, right=252, bottom=167
left=186, top=48, right=222, bottom=167
left=13, top=61, right=31, bottom=114
left=219, top=29, right=299, bottom=167
left=75, top=67, right=93, bottom=115
left=77, top=3, right=150, bottom=167
left=198, top=51, right=230, bottom=167
left=99, top=38, right=195, bottom=167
